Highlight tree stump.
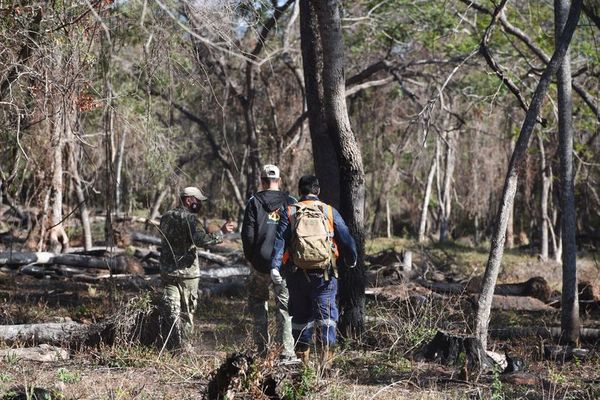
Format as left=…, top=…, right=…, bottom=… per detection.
left=415, top=331, right=496, bottom=374
left=206, top=352, right=304, bottom=400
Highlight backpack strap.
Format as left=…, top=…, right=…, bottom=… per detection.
left=282, top=204, right=298, bottom=266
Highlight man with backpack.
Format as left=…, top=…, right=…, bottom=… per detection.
left=242, top=164, right=298, bottom=363
left=271, top=175, right=357, bottom=368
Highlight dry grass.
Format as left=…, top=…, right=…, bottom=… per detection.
left=1, top=239, right=600, bottom=399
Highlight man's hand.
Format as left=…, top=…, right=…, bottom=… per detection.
left=270, top=268, right=283, bottom=285
left=221, top=220, right=236, bottom=234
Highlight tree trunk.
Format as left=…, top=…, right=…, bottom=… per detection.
left=506, top=201, right=515, bottom=249
left=114, top=128, right=127, bottom=215
left=300, top=0, right=341, bottom=208
left=102, top=34, right=115, bottom=252
left=475, top=0, right=583, bottom=349
left=439, top=129, right=456, bottom=243
left=538, top=134, right=550, bottom=261
left=419, top=154, right=437, bottom=243
left=67, top=119, right=92, bottom=251
left=555, top=0, right=580, bottom=345
left=385, top=199, right=391, bottom=238
left=48, top=102, right=69, bottom=253
left=312, top=0, right=366, bottom=338
left=148, top=187, right=168, bottom=222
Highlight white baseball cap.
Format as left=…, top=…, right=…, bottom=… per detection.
left=180, top=186, right=208, bottom=201
left=261, top=164, right=280, bottom=179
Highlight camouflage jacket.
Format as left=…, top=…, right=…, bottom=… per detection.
left=159, top=207, right=223, bottom=278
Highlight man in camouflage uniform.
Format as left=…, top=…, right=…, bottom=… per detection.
left=159, top=186, right=235, bottom=348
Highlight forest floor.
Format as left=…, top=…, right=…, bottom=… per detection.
left=0, top=235, right=599, bottom=399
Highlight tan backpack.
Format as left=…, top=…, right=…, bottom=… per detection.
left=289, top=202, right=335, bottom=270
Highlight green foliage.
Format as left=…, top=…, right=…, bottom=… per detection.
left=3, top=352, right=20, bottom=366
left=56, top=368, right=81, bottom=384
left=491, top=366, right=505, bottom=400
left=281, top=366, right=316, bottom=400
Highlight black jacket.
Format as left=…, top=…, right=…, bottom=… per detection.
left=241, top=190, right=296, bottom=273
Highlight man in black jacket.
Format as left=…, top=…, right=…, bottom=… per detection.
left=242, top=164, right=297, bottom=362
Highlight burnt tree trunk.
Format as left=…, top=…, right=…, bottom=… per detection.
left=417, top=331, right=496, bottom=373
left=475, top=0, right=583, bottom=349
left=300, top=0, right=341, bottom=208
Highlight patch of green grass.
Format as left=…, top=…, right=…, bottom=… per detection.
left=365, top=237, right=411, bottom=255
left=3, top=352, right=20, bottom=366
left=56, top=368, right=81, bottom=384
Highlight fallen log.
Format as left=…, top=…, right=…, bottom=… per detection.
left=197, top=250, right=231, bottom=265
left=490, top=326, right=600, bottom=342
left=69, top=273, right=155, bottom=283
left=579, top=281, right=600, bottom=301
left=418, top=276, right=553, bottom=303
left=544, top=345, right=589, bottom=361
left=0, top=344, right=70, bottom=362
left=65, top=247, right=125, bottom=256
left=129, top=232, right=234, bottom=265
left=199, top=265, right=250, bottom=279
left=0, top=252, right=144, bottom=274
left=470, top=276, right=553, bottom=303
left=365, top=282, right=437, bottom=302
left=0, top=322, right=110, bottom=346
left=487, top=295, right=557, bottom=312
left=90, top=215, right=160, bottom=226
left=198, top=281, right=246, bottom=298
left=130, top=231, right=161, bottom=246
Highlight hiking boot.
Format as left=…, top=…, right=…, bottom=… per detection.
left=295, top=348, right=310, bottom=365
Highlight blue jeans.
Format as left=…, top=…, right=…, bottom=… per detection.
left=287, top=269, right=338, bottom=349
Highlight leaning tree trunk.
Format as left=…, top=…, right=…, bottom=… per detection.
left=148, top=187, right=168, bottom=223
left=312, top=0, right=366, bottom=338
left=418, top=153, right=437, bottom=243
left=114, top=128, right=127, bottom=215
left=475, top=0, right=583, bottom=349
left=300, top=0, right=341, bottom=208
left=555, top=0, right=580, bottom=345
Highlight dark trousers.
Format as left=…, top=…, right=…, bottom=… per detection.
left=287, top=269, right=338, bottom=349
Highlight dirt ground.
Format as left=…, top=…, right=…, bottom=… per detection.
left=1, top=239, right=600, bottom=399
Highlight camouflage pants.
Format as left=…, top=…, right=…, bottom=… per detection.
left=247, top=269, right=295, bottom=358
left=161, top=275, right=199, bottom=347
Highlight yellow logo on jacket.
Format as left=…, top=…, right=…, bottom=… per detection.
left=268, top=210, right=280, bottom=222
